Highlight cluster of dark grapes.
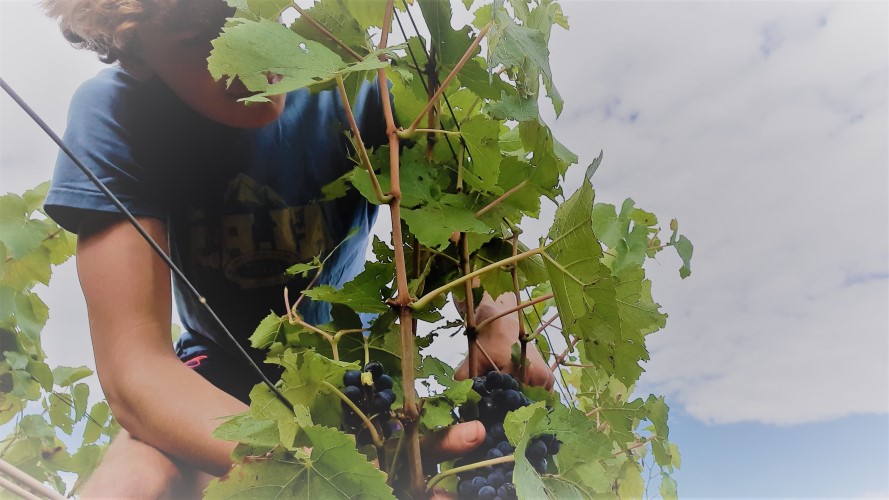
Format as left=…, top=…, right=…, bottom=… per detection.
left=341, top=361, right=398, bottom=444
left=455, top=371, right=560, bottom=500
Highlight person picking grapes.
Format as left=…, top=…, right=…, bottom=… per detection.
left=40, top=0, right=555, bottom=497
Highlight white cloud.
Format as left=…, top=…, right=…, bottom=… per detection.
left=543, top=1, right=888, bottom=424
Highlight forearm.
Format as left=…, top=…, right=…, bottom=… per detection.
left=102, top=348, right=247, bottom=476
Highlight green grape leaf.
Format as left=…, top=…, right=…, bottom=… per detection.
left=617, top=460, right=645, bottom=498
left=303, top=262, right=393, bottom=314
left=249, top=312, right=286, bottom=349
left=48, top=395, right=74, bottom=435
left=208, top=19, right=392, bottom=101
left=544, top=183, right=619, bottom=343
left=457, top=57, right=512, bottom=100
left=289, top=0, right=369, bottom=60
left=269, top=350, right=350, bottom=428
left=82, top=402, right=110, bottom=445
left=285, top=256, right=322, bottom=278
left=505, top=403, right=612, bottom=498
left=674, top=234, right=694, bottom=278
left=419, top=0, right=476, bottom=70
left=0, top=194, right=54, bottom=259
left=460, top=115, right=503, bottom=192
left=52, top=366, right=92, bottom=387
left=3, top=247, right=53, bottom=290
left=487, top=6, right=552, bottom=93
left=206, top=427, right=394, bottom=499
left=231, top=0, right=291, bottom=20
left=485, top=92, right=539, bottom=122
left=644, top=395, right=673, bottom=467
left=212, top=412, right=282, bottom=448
left=660, top=473, right=678, bottom=500
left=72, top=383, right=89, bottom=421
left=419, top=379, right=478, bottom=431
left=402, top=194, right=491, bottom=249
left=29, top=360, right=54, bottom=392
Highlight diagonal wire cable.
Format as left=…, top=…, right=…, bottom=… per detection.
left=0, top=77, right=294, bottom=413
left=394, top=2, right=469, bottom=157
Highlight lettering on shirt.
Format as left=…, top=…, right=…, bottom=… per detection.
left=186, top=174, right=332, bottom=289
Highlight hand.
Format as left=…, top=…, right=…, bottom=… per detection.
left=454, top=292, right=555, bottom=390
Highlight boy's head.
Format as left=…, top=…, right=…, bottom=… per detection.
left=43, top=0, right=285, bottom=128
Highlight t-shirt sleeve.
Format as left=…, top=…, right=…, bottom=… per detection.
left=44, top=71, right=167, bottom=234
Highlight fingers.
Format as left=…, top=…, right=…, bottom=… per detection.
left=420, top=420, right=485, bottom=465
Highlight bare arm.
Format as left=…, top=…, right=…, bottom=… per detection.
left=76, top=215, right=246, bottom=476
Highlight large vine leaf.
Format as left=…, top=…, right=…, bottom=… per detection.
left=504, top=403, right=613, bottom=498
left=206, top=426, right=394, bottom=499
left=303, top=262, right=394, bottom=314
left=208, top=18, right=393, bottom=102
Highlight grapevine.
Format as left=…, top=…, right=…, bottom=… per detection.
left=1, top=0, right=694, bottom=499
left=200, top=0, right=693, bottom=498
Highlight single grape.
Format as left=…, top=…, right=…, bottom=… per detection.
left=525, top=440, right=547, bottom=461
left=342, top=385, right=363, bottom=403
left=503, top=390, right=522, bottom=410
left=495, top=440, right=514, bottom=455
left=477, top=485, right=497, bottom=500
left=364, top=361, right=383, bottom=381
left=486, top=447, right=503, bottom=460
left=375, top=374, right=393, bottom=391
left=489, top=423, right=505, bottom=441
left=343, top=370, right=362, bottom=387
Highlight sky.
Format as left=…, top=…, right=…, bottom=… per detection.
left=1, top=0, right=888, bottom=497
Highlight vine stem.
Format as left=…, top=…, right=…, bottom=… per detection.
left=335, top=75, right=391, bottom=204
left=615, top=435, right=657, bottom=456
left=534, top=312, right=560, bottom=336
left=411, top=247, right=545, bottom=311
left=0, top=458, right=66, bottom=500
left=290, top=2, right=363, bottom=61
left=425, top=455, right=515, bottom=492
left=550, top=336, right=580, bottom=372
left=460, top=233, right=478, bottom=378
left=405, top=22, right=492, bottom=134
left=320, top=381, right=383, bottom=447
left=475, top=180, right=529, bottom=218
left=376, top=1, right=424, bottom=495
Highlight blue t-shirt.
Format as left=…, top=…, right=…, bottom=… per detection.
left=45, top=67, right=384, bottom=380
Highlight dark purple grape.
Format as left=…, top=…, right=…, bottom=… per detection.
left=343, top=370, right=362, bottom=387
left=503, top=390, right=522, bottom=410
left=478, top=485, right=497, bottom=500
left=485, top=371, right=506, bottom=391
left=525, top=440, right=547, bottom=461
left=487, top=469, right=505, bottom=488
left=373, top=394, right=392, bottom=413
left=498, top=483, right=516, bottom=499
left=495, top=440, right=514, bottom=455
left=532, top=458, right=548, bottom=474
left=470, top=476, right=487, bottom=493
left=375, top=374, right=393, bottom=391
left=379, top=389, right=396, bottom=405
left=459, top=480, right=474, bottom=497
left=342, top=385, right=363, bottom=403
left=486, top=447, right=503, bottom=460
left=472, top=377, right=488, bottom=396
left=364, top=361, right=383, bottom=381
left=489, top=423, right=505, bottom=441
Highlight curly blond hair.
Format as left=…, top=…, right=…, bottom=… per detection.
left=41, top=0, right=166, bottom=63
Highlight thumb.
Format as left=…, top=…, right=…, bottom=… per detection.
left=421, top=420, right=486, bottom=464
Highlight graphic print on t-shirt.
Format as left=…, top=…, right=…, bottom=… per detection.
left=186, top=174, right=333, bottom=289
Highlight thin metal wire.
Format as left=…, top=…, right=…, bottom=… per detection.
left=394, top=2, right=468, bottom=154
left=0, top=77, right=294, bottom=412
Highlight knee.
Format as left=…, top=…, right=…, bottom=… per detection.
left=81, top=430, right=182, bottom=499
